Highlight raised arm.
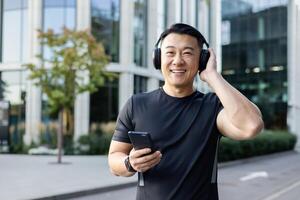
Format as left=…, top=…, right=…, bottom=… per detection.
left=200, top=48, right=264, bottom=140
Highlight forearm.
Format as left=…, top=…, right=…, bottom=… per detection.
left=207, top=72, right=263, bottom=133
left=108, top=152, right=135, bottom=177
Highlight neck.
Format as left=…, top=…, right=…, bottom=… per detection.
left=162, top=84, right=195, bottom=98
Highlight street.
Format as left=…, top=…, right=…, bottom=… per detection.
left=72, top=151, right=300, bottom=200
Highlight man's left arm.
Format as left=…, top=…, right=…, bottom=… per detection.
left=201, top=49, right=264, bottom=140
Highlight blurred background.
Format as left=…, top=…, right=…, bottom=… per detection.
left=0, top=0, right=300, bottom=199
left=0, top=0, right=299, bottom=155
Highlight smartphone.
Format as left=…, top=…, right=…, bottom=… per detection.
left=128, top=131, right=155, bottom=153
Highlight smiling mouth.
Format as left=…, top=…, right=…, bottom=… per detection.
left=170, top=69, right=187, bottom=73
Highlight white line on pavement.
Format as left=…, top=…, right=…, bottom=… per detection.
left=240, top=171, right=268, bottom=181
left=262, top=179, right=300, bottom=200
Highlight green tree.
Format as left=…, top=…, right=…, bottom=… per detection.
left=24, top=28, right=115, bottom=163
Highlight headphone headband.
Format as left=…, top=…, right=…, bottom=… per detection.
left=154, top=31, right=209, bottom=49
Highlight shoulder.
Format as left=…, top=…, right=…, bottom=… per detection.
left=201, top=92, right=220, bottom=103
left=199, top=92, right=223, bottom=113
left=131, top=89, right=160, bottom=103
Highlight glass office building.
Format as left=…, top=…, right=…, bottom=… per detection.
left=221, top=0, right=288, bottom=129
left=0, top=0, right=219, bottom=145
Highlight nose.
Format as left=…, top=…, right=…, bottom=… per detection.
left=172, top=53, right=184, bottom=66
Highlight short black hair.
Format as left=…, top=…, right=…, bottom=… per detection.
left=157, top=23, right=207, bottom=49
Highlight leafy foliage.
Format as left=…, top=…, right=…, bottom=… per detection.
left=24, top=28, right=115, bottom=114
left=219, top=130, right=297, bottom=162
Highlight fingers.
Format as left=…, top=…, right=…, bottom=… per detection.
left=131, top=148, right=152, bottom=158
left=129, top=149, right=162, bottom=172
left=137, top=154, right=162, bottom=172
left=207, top=48, right=216, bottom=60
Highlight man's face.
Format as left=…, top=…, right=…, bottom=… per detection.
left=160, top=33, right=200, bottom=89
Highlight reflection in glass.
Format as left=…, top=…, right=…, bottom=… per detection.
left=2, top=11, right=21, bottom=62
left=43, top=0, right=76, bottom=32
left=2, top=0, right=28, bottom=63
left=91, top=0, right=120, bottom=62
left=0, top=71, right=26, bottom=145
left=3, top=0, right=22, bottom=10
left=133, top=0, right=147, bottom=67
left=90, top=78, right=119, bottom=125
left=221, top=0, right=288, bottom=129
left=134, top=75, right=147, bottom=94
left=44, top=8, right=65, bottom=32
left=42, top=0, right=76, bottom=125
left=42, top=0, right=76, bottom=62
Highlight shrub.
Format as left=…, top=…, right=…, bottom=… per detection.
left=77, top=132, right=113, bottom=155
left=218, top=130, right=297, bottom=162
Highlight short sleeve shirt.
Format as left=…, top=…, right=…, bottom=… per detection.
left=113, top=88, right=223, bottom=200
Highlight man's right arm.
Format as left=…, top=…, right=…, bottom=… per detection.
left=108, top=140, right=135, bottom=177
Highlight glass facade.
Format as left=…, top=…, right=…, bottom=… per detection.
left=221, top=0, right=288, bottom=129
left=0, top=71, right=26, bottom=141
left=133, top=0, right=147, bottom=67
left=1, top=0, right=28, bottom=63
left=90, top=78, right=119, bottom=125
left=41, top=0, right=77, bottom=125
left=134, top=75, right=147, bottom=94
left=91, top=0, right=120, bottom=62
left=42, top=0, right=76, bottom=60
left=90, top=0, right=120, bottom=126
left=43, top=0, right=76, bottom=32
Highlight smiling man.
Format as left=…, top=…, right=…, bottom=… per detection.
left=108, top=23, right=264, bottom=200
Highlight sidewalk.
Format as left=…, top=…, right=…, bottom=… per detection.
left=0, top=155, right=137, bottom=200
left=0, top=151, right=297, bottom=200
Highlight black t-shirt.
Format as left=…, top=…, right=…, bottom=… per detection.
left=112, top=88, right=223, bottom=200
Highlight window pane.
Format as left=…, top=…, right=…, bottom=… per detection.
left=2, top=10, right=21, bottom=62
left=1, top=71, right=25, bottom=104
left=66, top=0, right=76, bottom=7
left=66, top=7, right=76, bottom=29
left=134, top=75, right=147, bottom=94
left=90, top=79, right=119, bottom=123
left=44, top=8, right=65, bottom=32
left=22, top=9, right=29, bottom=62
left=91, top=0, right=120, bottom=62
left=44, top=0, right=64, bottom=7
left=221, top=0, right=288, bottom=128
left=3, top=0, right=22, bottom=10
left=133, top=0, right=147, bottom=67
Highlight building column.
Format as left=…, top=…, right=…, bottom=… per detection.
left=118, top=0, right=134, bottom=110
left=119, top=73, right=134, bottom=110
left=74, top=0, right=91, bottom=141
left=195, top=0, right=220, bottom=93
left=287, top=0, right=300, bottom=150
left=210, top=0, right=222, bottom=73
left=24, top=0, right=42, bottom=145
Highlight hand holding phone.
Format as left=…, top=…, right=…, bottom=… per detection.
left=127, top=131, right=161, bottom=175
left=128, top=131, right=155, bottom=153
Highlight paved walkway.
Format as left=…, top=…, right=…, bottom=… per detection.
left=0, top=155, right=136, bottom=200
left=1, top=151, right=298, bottom=200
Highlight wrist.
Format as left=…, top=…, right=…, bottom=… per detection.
left=124, top=156, right=137, bottom=173
left=204, top=71, right=222, bottom=87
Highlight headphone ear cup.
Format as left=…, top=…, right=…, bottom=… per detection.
left=199, top=50, right=210, bottom=72
left=153, top=48, right=161, bottom=69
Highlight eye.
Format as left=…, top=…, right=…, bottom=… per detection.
left=166, top=51, right=175, bottom=56
left=183, top=51, right=193, bottom=55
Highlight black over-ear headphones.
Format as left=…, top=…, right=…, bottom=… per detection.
left=152, top=28, right=210, bottom=73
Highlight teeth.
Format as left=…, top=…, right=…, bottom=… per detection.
left=170, top=69, right=186, bottom=73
